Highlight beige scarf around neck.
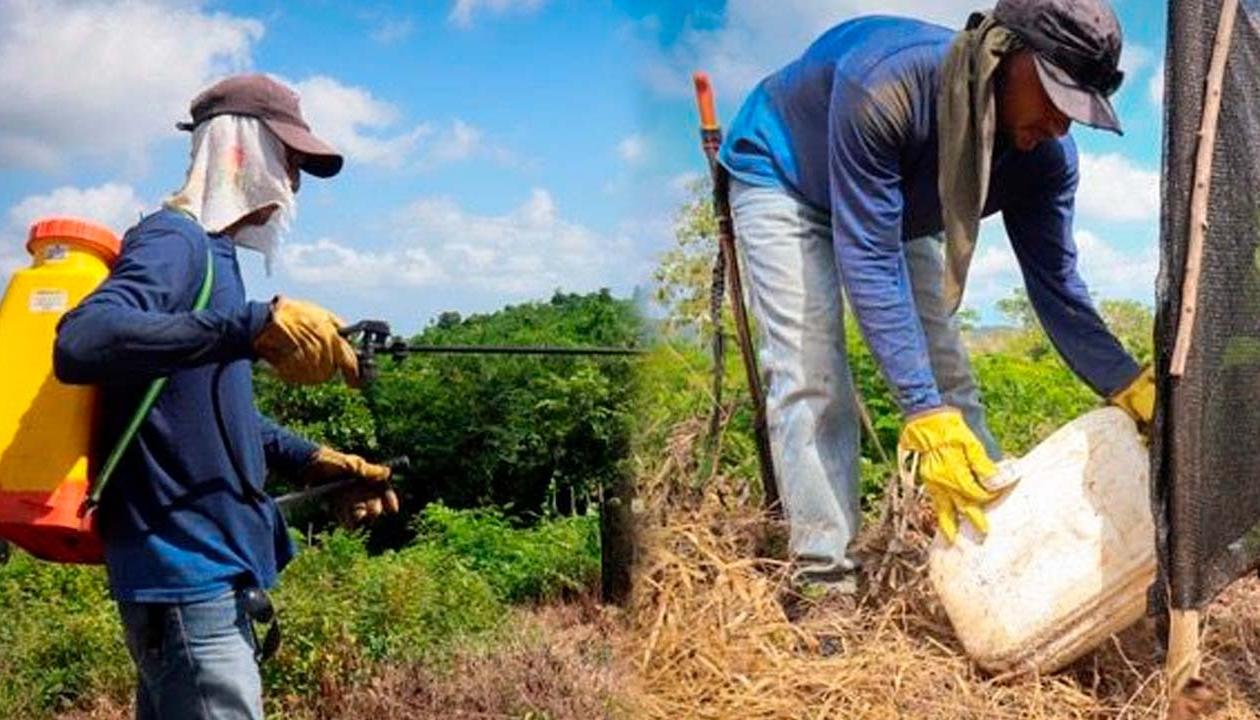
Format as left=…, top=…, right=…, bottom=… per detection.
left=937, top=12, right=1021, bottom=314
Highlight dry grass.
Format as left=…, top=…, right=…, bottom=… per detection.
left=57, top=415, right=1260, bottom=720
left=59, top=603, right=633, bottom=720
left=623, top=417, right=1260, bottom=720
left=325, top=602, right=633, bottom=720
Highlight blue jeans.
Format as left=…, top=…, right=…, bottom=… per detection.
left=730, top=180, right=1000, bottom=582
left=118, top=591, right=263, bottom=720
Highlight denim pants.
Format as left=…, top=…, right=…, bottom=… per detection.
left=730, top=180, right=1000, bottom=581
left=118, top=590, right=263, bottom=720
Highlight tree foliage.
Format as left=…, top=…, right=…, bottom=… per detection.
left=653, top=176, right=725, bottom=338
left=256, top=290, right=641, bottom=535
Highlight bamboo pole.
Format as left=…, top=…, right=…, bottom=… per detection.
left=1169, top=0, right=1240, bottom=377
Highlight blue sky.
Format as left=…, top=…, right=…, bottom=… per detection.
left=2, top=1, right=1168, bottom=333
left=0, top=0, right=646, bottom=335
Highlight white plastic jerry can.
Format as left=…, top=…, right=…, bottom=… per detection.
left=928, top=407, right=1156, bottom=675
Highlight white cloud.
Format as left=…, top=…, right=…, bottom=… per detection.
left=1119, top=43, right=1155, bottom=78
left=1076, top=152, right=1160, bottom=223
left=282, top=189, right=629, bottom=297
left=958, top=224, right=1022, bottom=312
left=0, top=0, right=262, bottom=172
left=642, top=0, right=979, bottom=99
left=282, top=238, right=445, bottom=287
left=1, top=183, right=147, bottom=283
left=7, top=184, right=147, bottom=238
left=370, top=17, right=415, bottom=45
left=1149, top=62, right=1165, bottom=107
left=449, top=0, right=547, bottom=28
left=293, top=77, right=505, bottom=171
left=421, top=119, right=488, bottom=169
left=958, top=224, right=1157, bottom=315
left=617, top=134, right=648, bottom=164
left=292, top=76, right=429, bottom=169
left=1074, top=230, right=1159, bottom=304
left=669, top=171, right=704, bottom=199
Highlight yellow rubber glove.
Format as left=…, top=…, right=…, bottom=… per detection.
left=898, top=407, right=999, bottom=543
left=253, top=297, right=360, bottom=387
left=301, top=447, right=399, bottom=527
left=1110, top=365, right=1155, bottom=427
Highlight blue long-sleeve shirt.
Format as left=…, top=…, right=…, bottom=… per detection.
left=54, top=208, right=317, bottom=603
left=719, top=15, right=1139, bottom=415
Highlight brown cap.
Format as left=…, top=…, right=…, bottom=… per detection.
left=177, top=73, right=344, bottom=178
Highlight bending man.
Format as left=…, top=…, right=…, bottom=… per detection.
left=719, top=0, right=1154, bottom=589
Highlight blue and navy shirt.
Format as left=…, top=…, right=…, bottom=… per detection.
left=55, top=208, right=317, bottom=603
left=719, top=15, right=1139, bottom=415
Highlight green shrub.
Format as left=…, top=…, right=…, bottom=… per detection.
left=266, top=529, right=504, bottom=704
left=0, top=555, right=130, bottom=719
left=414, top=503, right=601, bottom=603
left=973, top=352, right=1098, bottom=456
left=0, top=506, right=603, bottom=719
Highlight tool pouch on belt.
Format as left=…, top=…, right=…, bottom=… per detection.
left=240, top=587, right=281, bottom=662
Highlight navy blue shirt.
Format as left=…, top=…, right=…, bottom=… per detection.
left=720, top=15, right=1139, bottom=414
left=55, top=209, right=317, bottom=603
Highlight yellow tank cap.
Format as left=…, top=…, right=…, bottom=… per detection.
left=26, top=217, right=122, bottom=266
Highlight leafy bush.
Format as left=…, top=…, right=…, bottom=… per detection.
left=265, top=529, right=504, bottom=704
left=0, top=506, right=603, bottom=720
left=972, top=352, right=1098, bottom=456
left=0, top=555, right=131, bottom=718
left=415, top=504, right=601, bottom=603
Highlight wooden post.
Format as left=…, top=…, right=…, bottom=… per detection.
left=600, top=470, right=635, bottom=605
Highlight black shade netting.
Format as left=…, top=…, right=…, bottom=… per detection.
left=1153, top=0, right=1260, bottom=612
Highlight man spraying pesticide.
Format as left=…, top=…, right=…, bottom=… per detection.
left=46, top=74, right=399, bottom=719
left=703, top=0, right=1155, bottom=601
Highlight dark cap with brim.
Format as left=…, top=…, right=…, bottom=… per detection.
left=176, top=73, right=344, bottom=178
left=1034, top=55, right=1123, bottom=134
left=994, top=0, right=1126, bottom=136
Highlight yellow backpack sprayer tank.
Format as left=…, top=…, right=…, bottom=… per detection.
left=0, top=217, right=121, bottom=563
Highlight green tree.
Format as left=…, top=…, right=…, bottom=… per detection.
left=256, top=290, right=641, bottom=539
left=994, top=287, right=1054, bottom=360
left=1099, top=299, right=1154, bottom=365
left=653, top=177, right=725, bottom=338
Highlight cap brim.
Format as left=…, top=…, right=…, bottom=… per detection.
left=265, top=119, right=344, bottom=178
left=1034, top=55, right=1123, bottom=135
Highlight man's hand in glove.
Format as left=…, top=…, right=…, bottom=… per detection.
left=1110, top=365, right=1155, bottom=429
left=301, top=447, right=399, bottom=527
left=253, top=296, right=359, bottom=386
left=898, top=407, right=999, bottom=544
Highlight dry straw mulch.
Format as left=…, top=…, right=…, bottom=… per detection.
left=623, top=417, right=1260, bottom=720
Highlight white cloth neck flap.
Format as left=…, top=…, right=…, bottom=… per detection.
left=166, top=114, right=296, bottom=274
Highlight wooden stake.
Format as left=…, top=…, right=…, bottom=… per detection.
left=1166, top=609, right=1203, bottom=700
left=1170, top=0, right=1240, bottom=377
